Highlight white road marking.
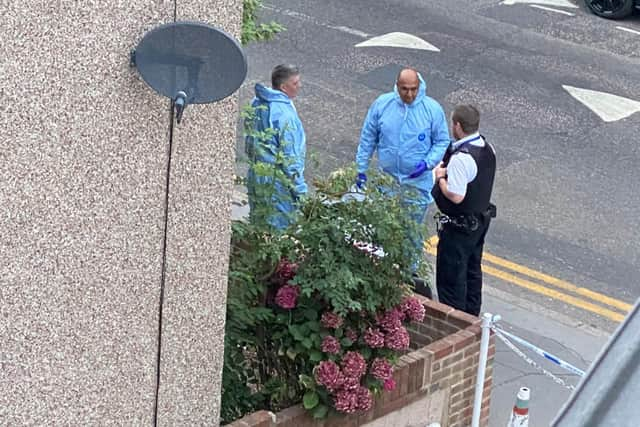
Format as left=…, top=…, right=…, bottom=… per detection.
left=529, top=4, right=576, bottom=15
left=329, top=26, right=369, bottom=38
left=355, top=32, right=440, bottom=51
left=263, top=4, right=369, bottom=38
left=616, top=26, right=640, bottom=36
left=563, top=85, right=640, bottom=122
left=501, top=0, right=578, bottom=8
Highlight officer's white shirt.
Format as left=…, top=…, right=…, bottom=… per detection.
left=447, top=132, right=485, bottom=197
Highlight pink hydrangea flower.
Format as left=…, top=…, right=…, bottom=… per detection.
left=402, top=296, right=426, bottom=322
left=383, top=378, right=396, bottom=391
left=275, top=258, right=298, bottom=282
left=385, top=325, right=410, bottom=351
left=341, top=351, right=367, bottom=379
left=341, top=375, right=361, bottom=392
left=321, top=336, right=341, bottom=354
left=345, top=328, right=358, bottom=343
left=275, top=284, right=300, bottom=309
left=364, top=327, right=385, bottom=348
left=334, top=389, right=359, bottom=414
left=356, top=386, right=373, bottom=412
left=315, top=360, right=344, bottom=392
left=377, top=307, right=405, bottom=331
left=321, top=312, right=344, bottom=329
left=370, top=358, right=393, bottom=381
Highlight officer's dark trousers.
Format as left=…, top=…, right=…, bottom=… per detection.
left=436, top=218, right=490, bottom=316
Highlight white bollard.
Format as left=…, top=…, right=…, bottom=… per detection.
left=471, top=313, right=499, bottom=427
left=507, top=387, right=530, bottom=427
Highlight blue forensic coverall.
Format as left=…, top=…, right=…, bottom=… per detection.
left=355, top=74, right=450, bottom=261
left=245, top=83, right=307, bottom=230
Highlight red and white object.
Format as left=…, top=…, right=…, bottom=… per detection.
left=507, top=387, right=530, bottom=427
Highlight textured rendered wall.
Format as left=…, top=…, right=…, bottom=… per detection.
left=0, top=1, right=242, bottom=425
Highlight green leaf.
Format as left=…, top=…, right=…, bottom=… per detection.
left=288, top=325, right=304, bottom=341
left=334, top=327, right=344, bottom=338
left=340, top=338, right=353, bottom=347
left=299, top=374, right=315, bottom=389
left=302, top=338, right=313, bottom=349
left=307, top=320, right=321, bottom=332
left=286, top=348, right=298, bottom=360
left=309, top=350, right=323, bottom=362
left=304, top=309, right=317, bottom=321
left=360, top=347, right=372, bottom=360
left=303, top=391, right=320, bottom=409
left=316, top=387, right=329, bottom=400
left=312, top=404, right=328, bottom=419
left=276, top=314, right=289, bottom=324
left=312, top=334, right=322, bottom=347
left=365, top=376, right=381, bottom=388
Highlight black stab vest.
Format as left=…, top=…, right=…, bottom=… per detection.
left=432, top=137, right=496, bottom=216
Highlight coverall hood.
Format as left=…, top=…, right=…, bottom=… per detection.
left=254, top=83, right=293, bottom=104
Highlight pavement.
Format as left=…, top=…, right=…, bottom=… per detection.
left=482, top=285, right=609, bottom=427
left=230, top=191, right=613, bottom=427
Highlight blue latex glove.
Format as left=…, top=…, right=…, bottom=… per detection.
left=408, top=160, right=427, bottom=179
left=356, top=172, right=367, bottom=189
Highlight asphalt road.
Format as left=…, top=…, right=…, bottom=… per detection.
left=237, top=0, right=640, bottom=330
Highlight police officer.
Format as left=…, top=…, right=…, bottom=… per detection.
left=431, top=105, right=496, bottom=316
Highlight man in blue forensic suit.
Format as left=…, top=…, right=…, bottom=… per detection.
left=355, top=67, right=450, bottom=266
left=245, top=64, right=307, bottom=230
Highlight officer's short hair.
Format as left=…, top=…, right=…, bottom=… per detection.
left=452, top=105, right=480, bottom=134
left=271, top=64, right=300, bottom=90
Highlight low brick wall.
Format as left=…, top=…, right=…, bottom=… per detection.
left=227, top=296, right=495, bottom=427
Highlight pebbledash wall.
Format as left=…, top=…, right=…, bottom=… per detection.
left=229, top=296, right=495, bottom=427
left=1, top=1, right=242, bottom=425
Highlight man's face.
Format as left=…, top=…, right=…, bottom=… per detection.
left=281, top=74, right=301, bottom=99
left=397, top=73, right=419, bottom=105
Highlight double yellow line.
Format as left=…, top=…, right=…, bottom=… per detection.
left=424, top=236, right=632, bottom=322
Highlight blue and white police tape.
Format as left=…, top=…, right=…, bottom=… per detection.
left=492, top=329, right=578, bottom=391
left=492, top=326, right=585, bottom=377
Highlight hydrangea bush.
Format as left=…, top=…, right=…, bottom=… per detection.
left=222, top=103, right=430, bottom=423
left=221, top=162, right=430, bottom=423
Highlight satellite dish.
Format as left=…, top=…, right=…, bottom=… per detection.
left=132, top=21, right=247, bottom=123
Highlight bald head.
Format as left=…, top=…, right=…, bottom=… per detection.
left=396, top=68, right=420, bottom=105
left=397, top=68, right=419, bottom=83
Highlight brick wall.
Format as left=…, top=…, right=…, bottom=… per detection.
left=227, top=296, right=495, bottom=427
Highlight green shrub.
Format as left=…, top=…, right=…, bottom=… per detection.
left=242, top=0, right=285, bottom=45
left=222, top=133, right=430, bottom=422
